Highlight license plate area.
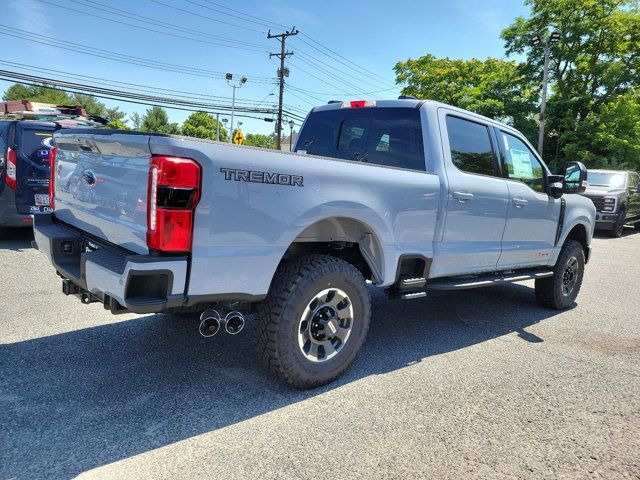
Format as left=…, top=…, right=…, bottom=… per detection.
left=34, top=194, right=50, bottom=206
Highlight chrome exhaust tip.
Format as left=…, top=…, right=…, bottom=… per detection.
left=199, top=309, right=221, bottom=337
left=224, top=311, right=245, bottom=335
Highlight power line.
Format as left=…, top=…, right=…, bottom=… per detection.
left=0, top=27, right=276, bottom=83
left=285, top=86, right=324, bottom=108
left=75, top=0, right=267, bottom=48
left=200, top=0, right=287, bottom=29
left=295, top=50, right=391, bottom=91
left=36, top=0, right=266, bottom=52
left=286, top=83, right=398, bottom=97
left=149, top=0, right=264, bottom=33
left=161, top=0, right=396, bottom=90
left=294, top=55, right=370, bottom=95
left=0, top=60, right=277, bottom=106
left=287, top=61, right=352, bottom=95
left=297, top=34, right=395, bottom=87
left=0, top=70, right=303, bottom=123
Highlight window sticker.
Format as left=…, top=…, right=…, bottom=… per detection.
left=510, top=148, right=534, bottom=179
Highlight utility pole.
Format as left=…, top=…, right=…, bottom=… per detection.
left=268, top=27, right=298, bottom=150
left=533, top=31, right=561, bottom=155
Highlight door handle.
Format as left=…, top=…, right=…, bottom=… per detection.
left=452, top=191, right=474, bottom=203
left=512, top=197, right=528, bottom=208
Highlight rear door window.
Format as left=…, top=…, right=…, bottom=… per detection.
left=445, top=116, right=498, bottom=176
left=296, top=107, right=426, bottom=171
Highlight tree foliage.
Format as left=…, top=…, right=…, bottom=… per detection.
left=501, top=0, right=640, bottom=170
left=394, top=55, right=539, bottom=142
left=244, top=133, right=277, bottom=149
left=181, top=111, right=228, bottom=141
left=140, top=106, right=180, bottom=134
left=3, top=84, right=75, bottom=105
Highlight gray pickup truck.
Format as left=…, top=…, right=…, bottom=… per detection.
left=34, top=98, right=596, bottom=388
left=581, top=169, right=640, bottom=237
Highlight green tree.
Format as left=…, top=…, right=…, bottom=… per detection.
left=72, top=93, right=106, bottom=117
left=105, top=107, right=129, bottom=129
left=140, top=106, right=180, bottom=134
left=181, top=111, right=228, bottom=141
left=244, top=133, right=277, bottom=149
left=2, top=84, right=73, bottom=105
left=394, top=55, right=539, bottom=141
left=130, top=112, right=142, bottom=130
left=501, top=0, right=640, bottom=170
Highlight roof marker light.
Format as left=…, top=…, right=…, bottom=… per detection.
left=343, top=100, right=376, bottom=109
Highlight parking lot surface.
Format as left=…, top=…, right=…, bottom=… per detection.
left=1, top=228, right=639, bottom=479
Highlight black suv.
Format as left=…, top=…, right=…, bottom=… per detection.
left=0, top=120, right=55, bottom=238
left=581, top=169, right=640, bottom=237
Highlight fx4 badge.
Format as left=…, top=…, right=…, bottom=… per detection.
left=220, top=167, right=303, bottom=187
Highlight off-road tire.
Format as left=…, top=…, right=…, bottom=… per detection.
left=255, top=255, right=371, bottom=389
left=608, top=208, right=626, bottom=238
left=535, top=240, right=585, bottom=310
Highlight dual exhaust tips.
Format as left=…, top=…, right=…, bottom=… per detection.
left=199, top=309, right=245, bottom=337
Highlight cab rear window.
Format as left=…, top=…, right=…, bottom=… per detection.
left=296, top=107, right=426, bottom=171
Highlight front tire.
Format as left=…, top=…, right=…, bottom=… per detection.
left=608, top=208, right=626, bottom=237
left=535, top=240, right=585, bottom=310
left=255, top=255, right=371, bottom=389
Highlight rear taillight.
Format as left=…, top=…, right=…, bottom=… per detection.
left=6, top=147, right=17, bottom=190
left=48, top=146, right=57, bottom=210
left=146, top=155, right=201, bottom=253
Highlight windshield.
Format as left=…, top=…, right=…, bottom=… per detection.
left=587, top=171, right=626, bottom=188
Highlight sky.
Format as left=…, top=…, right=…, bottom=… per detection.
left=0, top=0, right=530, bottom=135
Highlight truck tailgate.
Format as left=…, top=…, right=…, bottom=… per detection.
left=53, top=131, right=151, bottom=254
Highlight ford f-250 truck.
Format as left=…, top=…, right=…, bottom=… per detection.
left=34, top=98, right=596, bottom=388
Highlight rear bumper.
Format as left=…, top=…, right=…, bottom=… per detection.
left=0, top=188, right=33, bottom=227
left=33, top=215, right=187, bottom=314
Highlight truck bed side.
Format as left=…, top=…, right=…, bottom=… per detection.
left=149, top=136, right=441, bottom=298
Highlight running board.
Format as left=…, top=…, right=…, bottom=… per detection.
left=426, top=270, right=554, bottom=291
left=400, top=277, right=427, bottom=289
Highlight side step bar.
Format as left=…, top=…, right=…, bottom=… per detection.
left=389, top=269, right=554, bottom=300
left=426, top=270, right=554, bottom=290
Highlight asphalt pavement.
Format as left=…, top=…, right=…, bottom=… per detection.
left=1, top=227, right=638, bottom=479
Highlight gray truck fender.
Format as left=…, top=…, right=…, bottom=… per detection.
left=284, top=213, right=388, bottom=284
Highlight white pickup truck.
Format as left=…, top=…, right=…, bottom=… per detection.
left=34, top=98, right=596, bottom=388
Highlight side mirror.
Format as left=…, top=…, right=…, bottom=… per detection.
left=563, top=161, right=588, bottom=194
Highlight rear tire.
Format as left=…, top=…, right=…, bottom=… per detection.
left=255, top=255, right=371, bottom=389
left=535, top=240, right=585, bottom=310
left=608, top=208, right=626, bottom=237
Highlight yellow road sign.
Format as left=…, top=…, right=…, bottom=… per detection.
left=233, top=129, right=245, bottom=145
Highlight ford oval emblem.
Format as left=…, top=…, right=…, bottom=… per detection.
left=82, top=169, right=97, bottom=187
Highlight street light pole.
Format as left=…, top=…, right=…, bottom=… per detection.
left=288, top=119, right=294, bottom=152
left=216, top=113, right=220, bottom=142
left=226, top=73, right=247, bottom=144
left=533, top=31, right=560, bottom=155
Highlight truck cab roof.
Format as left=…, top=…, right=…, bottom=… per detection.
left=311, top=98, right=519, bottom=134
